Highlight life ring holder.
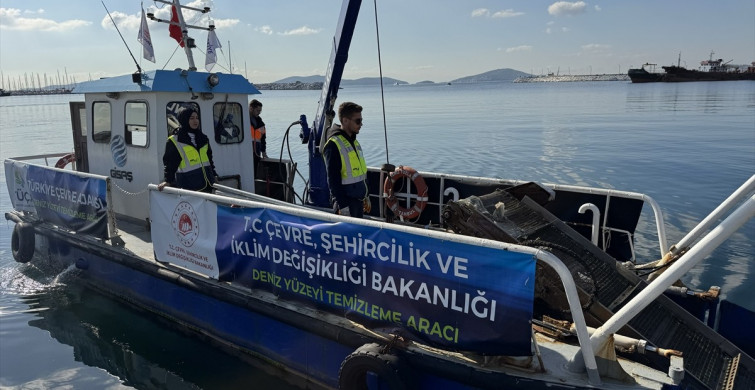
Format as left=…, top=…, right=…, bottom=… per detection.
left=383, top=165, right=428, bottom=220
left=11, top=222, right=35, bottom=263
left=338, top=343, right=410, bottom=390
left=55, top=153, right=76, bottom=169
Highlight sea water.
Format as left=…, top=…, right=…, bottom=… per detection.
left=1, top=81, right=753, bottom=388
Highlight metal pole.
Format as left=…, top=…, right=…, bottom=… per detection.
left=172, top=0, right=197, bottom=70
left=590, top=194, right=755, bottom=347
left=670, top=175, right=754, bottom=254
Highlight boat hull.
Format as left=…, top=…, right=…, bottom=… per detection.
left=629, top=66, right=755, bottom=83
left=29, top=222, right=596, bottom=390
left=627, top=68, right=665, bottom=83
left=662, top=67, right=755, bottom=82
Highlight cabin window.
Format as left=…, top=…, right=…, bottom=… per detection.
left=166, top=102, right=200, bottom=137
left=125, top=101, right=148, bottom=147
left=92, top=102, right=111, bottom=143
left=213, top=102, right=244, bottom=144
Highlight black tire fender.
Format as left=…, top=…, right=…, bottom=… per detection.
left=338, top=343, right=410, bottom=390
left=11, top=222, right=35, bottom=263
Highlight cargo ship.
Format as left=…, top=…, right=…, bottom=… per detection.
left=628, top=52, right=755, bottom=83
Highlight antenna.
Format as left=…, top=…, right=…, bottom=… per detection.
left=101, top=1, right=142, bottom=75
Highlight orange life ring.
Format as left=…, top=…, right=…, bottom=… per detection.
left=383, top=165, right=428, bottom=219
left=55, top=153, right=76, bottom=169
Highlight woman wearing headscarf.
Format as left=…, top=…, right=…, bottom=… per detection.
left=158, top=107, right=218, bottom=192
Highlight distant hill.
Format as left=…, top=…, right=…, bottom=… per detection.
left=271, top=69, right=530, bottom=85
left=450, top=68, right=530, bottom=83
left=273, top=75, right=407, bottom=85
left=342, top=77, right=407, bottom=85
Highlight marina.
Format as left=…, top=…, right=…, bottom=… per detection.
left=514, top=74, right=629, bottom=83
left=2, top=1, right=755, bottom=389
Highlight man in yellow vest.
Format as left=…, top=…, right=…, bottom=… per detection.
left=323, top=102, right=369, bottom=218
left=158, top=107, right=218, bottom=193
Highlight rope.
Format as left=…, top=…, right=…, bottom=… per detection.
left=373, top=0, right=390, bottom=165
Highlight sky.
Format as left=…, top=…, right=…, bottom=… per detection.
left=1, top=0, right=754, bottom=86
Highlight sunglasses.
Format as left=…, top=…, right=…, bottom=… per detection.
left=348, top=117, right=363, bottom=125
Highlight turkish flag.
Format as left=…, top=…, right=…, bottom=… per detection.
left=169, top=5, right=184, bottom=47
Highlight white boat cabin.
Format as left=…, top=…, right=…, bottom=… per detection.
left=72, top=70, right=263, bottom=222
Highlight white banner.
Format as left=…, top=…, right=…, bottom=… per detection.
left=4, top=160, right=35, bottom=213
left=151, top=190, right=219, bottom=278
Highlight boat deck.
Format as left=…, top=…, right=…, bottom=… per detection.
left=113, top=218, right=155, bottom=262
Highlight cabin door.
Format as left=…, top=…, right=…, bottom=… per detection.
left=68, top=101, right=89, bottom=173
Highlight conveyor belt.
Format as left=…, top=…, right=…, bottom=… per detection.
left=442, top=185, right=754, bottom=390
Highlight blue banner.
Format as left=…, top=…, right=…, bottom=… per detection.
left=26, top=165, right=108, bottom=239
left=215, top=206, right=536, bottom=355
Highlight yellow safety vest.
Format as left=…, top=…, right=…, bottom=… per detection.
left=169, top=136, right=212, bottom=173
left=327, top=134, right=367, bottom=185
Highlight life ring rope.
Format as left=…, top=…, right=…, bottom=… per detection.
left=383, top=165, right=428, bottom=219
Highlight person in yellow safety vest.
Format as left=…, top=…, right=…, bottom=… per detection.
left=158, top=107, right=218, bottom=193
left=323, top=102, right=370, bottom=218
left=249, top=99, right=267, bottom=165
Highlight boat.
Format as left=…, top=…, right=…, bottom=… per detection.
left=5, top=1, right=755, bottom=389
left=627, top=63, right=665, bottom=83
left=629, top=52, right=755, bottom=83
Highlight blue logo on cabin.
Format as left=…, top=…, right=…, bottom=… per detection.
left=111, top=135, right=127, bottom=167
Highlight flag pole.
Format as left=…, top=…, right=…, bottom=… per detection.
left=170, top=0, right=196, bottom=71
left=148, top=0, right=213, bottom=72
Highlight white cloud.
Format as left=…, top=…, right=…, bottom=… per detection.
left=97, top=3, right=235, bottom=33
left=0, top=7, right=90, bottom=31
left=473, top=8, right=523, bottom=18
left=281, top=26, right=321, bottom=36
left=23, top=9, right=45, bottom=15
left=546, top=27, right=552, bottom=34
left=492, top=9, right=524, bottom=18
left=256, top=25, right=273, bottom=35
left=471, top=8, right=489, bottom=18
left=213, top=19, right=239, bottom=29
left=100, top=11, right=139, bottom=31
left=504, top=45, right=533, bottom=53
left=562, top=27, right=570, bottom=32
left=582, top=43, right=611, bottom=51
left=594, top=5, right=602, bottom=11
left=548, top=1, right=588, bottom=16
